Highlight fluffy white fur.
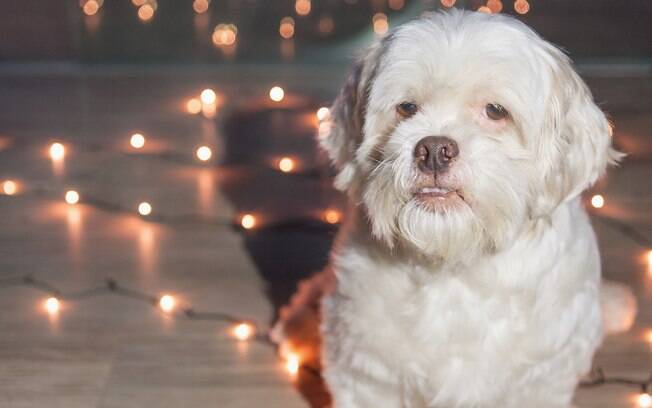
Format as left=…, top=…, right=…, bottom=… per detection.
left=275, top=10, right=637, bottom=408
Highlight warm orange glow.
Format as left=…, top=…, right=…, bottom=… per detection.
left=45, top=297, right=60, bottom=315
left=138, top=4, right=154, bottom=22
left=639, top=393, right=652, bottom=408
left=138, top=202, right=152, bottom=216
left=200, top=88, right=217, bottom=105
left=132, top=0, right=147, bottom=6
left=269, top=86, right=285, bottom=102
left=193, top=0, right=209, bottom=14
left=316, top=107, right=330, bottom=121
left=388, top=0, right=405, bottom=10
left=477, top=6, right=491, bottom=13
left=487, top=0, right=503, bottom=13
left=318, top=16, right=334, bottom=35
left=324, top=209, right=342, bottom=224
left=591, top=194, right=604, bottom=209
left=295, top=0, right=311, bottom=16
left=196, top=146, right=213, bottom=162
left=373, top=13, right=388, bottom=35
left=286, top=353, right=300, bottom=376
left=279, top=17, right=295, bottom=39
left=159, top=294, right=175, bottom=312
left=130, top=133, right=145, bottom=149
left=2, top=180, right=17, bottom=195
left=65, top=190, right=80, bottom=205
left=83, top=0, right=100, bottom=16
left=647, top=250, right=652, bottom=268
left=514, top=0, right=530, bottom=14
left=50, top=142, right=65, bottom=161
left=440, top=0, right=456, bottom=7
left=212, top=24, right=237, bottom=46
left=186, top=98, right=202, bottom=114
left=241, top=214, right=256, bottom=230
left=232, top=323, right=255, bottom=341
left=278, top=157, right=295, bottom=173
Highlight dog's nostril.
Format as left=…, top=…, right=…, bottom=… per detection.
left=414, top=136, right=459, bottom=173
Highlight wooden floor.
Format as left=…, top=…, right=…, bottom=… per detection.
left=0, top=66, right=650, bottom=407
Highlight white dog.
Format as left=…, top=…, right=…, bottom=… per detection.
left=273, top=10, right=636, bottom=408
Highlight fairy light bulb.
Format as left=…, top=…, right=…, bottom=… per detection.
left=477, top=6, right=491, bottom=13
left=200, top=89, right=216, bottom=105
left=591, top=194, right=604, bottom=209
left=83, top=0, right=100, bottom=16
left=2, top=180, right=17, bottom=195
left=50, top=142, right=65, bottom=160
left=514, top=0, right=530, bottom=14
left=324, top=209, right=341, bottom=224
left=232, top=322, right=255, bottom=341
left=373, top=13, right=388, bottom=35
left=212, top=24, right=237, bottom=46
left=138, top=202, right=152, bottom=216
left=193, top=0, right=209, bottom=14
left=316, top=107, right=330, bottom=121
left=388, top=0, right=405, bottom=10
left=278, top=157, right=295, bottom=173
left=159, top=294, right=175, bottom=312
left=286, top=353, right=300, bottom=375
left=647, top=250, right=652, bottom=268
left=45, top=297, right=60, bottom=314
left=295, top=0, right=311, bottom=16
left=65, top=190, right=80, bottom=205
left=138, top=4, right=154, bottom=21
left=487, top=0, right=503, bottom=13
left=186, top=98, right=201, bottom=114
left=240, top=214, right=256, bottom=230
left=269, top=86, right=285, bottom=102
left=440, top=0, right=456, bottom=6
left=130, top=133, right=145, bottom=149
left=196, top=146, right=212, bottom=162
left=639, top=392, right=652, bottom=408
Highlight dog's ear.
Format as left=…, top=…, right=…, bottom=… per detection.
left=533, top=48, right=623, bottom=215
left=319, top=42, right=384, bottom=191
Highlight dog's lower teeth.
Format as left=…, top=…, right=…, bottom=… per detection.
left=421, top=187, right=449, bottom=194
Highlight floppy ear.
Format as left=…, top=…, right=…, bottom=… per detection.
left=319, top=42, right=384, bottom=191
left=533, top=49, right=623, bottom=215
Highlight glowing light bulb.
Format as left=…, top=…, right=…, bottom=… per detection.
left=130, top=133, right=145, bottom=149
left=196, top=146, right=212, bottom=162
left=45, top=297, right=60, bottom=314
left=200, top=89, right=217, bottom=105
left=591, top=194, right=604, bottom=209
left=477, top=6, right=491, bottom=13
left=286, top=353, right=300, bottom=375
left=324, top=209, right=341, bottom=224
left=83, top=0, right=100, bottom=16
left=212, top=24, right=237, bottom=46
left=159, top=294, right=175, bottom=312
left=2, top=180, right=17, bottom=195
left=193, top=0, right=209, bottom=14
left=639, top=393, right=652, bottom=408
left=269, top=86, right=285, bottom=102
left=232, top=322, right=255, bottom=341
left=138, top=202, right=152, bottom=216
left=279, top=17, right=295, bottom=39
left=388, top=0, right=405, bottom=10
left=645, top=329, right=652, bottom=345
left=440, top=0, right=456, bottom=6
left=487, top=0, right=503, bottom=13
left=241, top=214, right=256, bottom=230
left=647, top=250, right=652, bottom=267
left=65, top=190, right=80, bottom=205
left=514, top=0, right=530, bottom=14
left=138, top=4, right=154, bottom=21
left=50, top=143, right=65, bottom=160
left=278, top=157, right=295, bottom=173
left=373, top=13, right=388, bottom=35
left=187, top=98, right=202, bottom=114
left=295, top=0, right=311, bottom=16
left=316, top=107, right=330, bottom=121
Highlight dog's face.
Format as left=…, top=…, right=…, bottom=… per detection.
left=321, top=10, right=620, bottom=263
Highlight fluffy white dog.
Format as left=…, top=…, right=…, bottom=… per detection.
left=273, top=9, right=637, bottom=408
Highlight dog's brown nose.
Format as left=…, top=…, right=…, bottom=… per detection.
left=414, top=136, right=459, bottom=173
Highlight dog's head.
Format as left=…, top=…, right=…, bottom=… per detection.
left=320, top=10, right=620, bottom=263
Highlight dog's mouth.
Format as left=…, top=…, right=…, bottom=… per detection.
left=413, top=186, right=465, bottom=208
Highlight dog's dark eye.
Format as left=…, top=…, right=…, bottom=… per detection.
left=485, top=103, right=509, bottom=120
left=397, top=102, right=418, bottom=119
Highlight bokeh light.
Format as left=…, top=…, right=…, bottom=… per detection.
left=138, top=4, right=155, bottom=22
left=639, top=393, right=652, bottom=408
left=591, top=194, right=604, bottom=209
left=45, top=297, right=60, bottom=315
left=159, top=294, right=175, bottom=312
left=232, top=322, right=255, bottom=341
left=186, top=98, right=202, bottom=114
left=192, top=0, right=209, bottom=14
left=324, top=209, right=341, bottom=224
left=130, top=133, right=146, bottom=149
left=373, top=13, right=388, bottom=36
left=2, top=180, right=17, bottom=195
left=196, top=146, right=213, bottom=162
left=65, top=190, right=80, bottom=205
left=388, top=0, right=405, bottom=11
left=514, top=0, right=530, bottom=14
left=316, top=107, right=330, bottom=121
left=440, top=0, right=456, bottom=7
left=240, top=214, right=256, bottom=230
left=285, top=353, right=300, bottom=376
left=200, top=88, right=217, bottom=105
left=50, top=142, right=65, bottom=161
left=269, top=86, right=285, bottom=102
left=278, top=157, right=295, bottom=173
left=279, top=17, right=295, bottom=39
left=295, top=0, right=311, bottom=16
left=138, top=202, right=152, bottom=216
left=212, top=24, right=238, bottom=47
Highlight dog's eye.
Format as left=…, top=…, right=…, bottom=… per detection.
left=396, top=102, right=418, bottom=119
left=485, top=103, right=509, bottom=120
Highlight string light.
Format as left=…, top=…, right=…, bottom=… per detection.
left=212, top=24, right=238, bottom=47
left=279, top=17, right=295, bottom=39
left=45, top=297, right=60, bottom=315
left=639, top=393, right=652, bottom=408
left=373, top=13, right=389, bottom=36
left=514, top=0, right=530, bottom=14
left=278, top=157, right=295, bottom=173
left=591, top=194, right=605, bottom=209
left=269, top=86, right=285, bottom=102
left=285, top=353, right=300, bottom=376
left=295, top=0, right=311, bottom=16
left=487, top=0, right=503, bottom=13
left=232, top=322, right=255, bottom=341
left=65, top=190, right=80, bottom=205
left=240, top=214, right=256, bottom=230
left=2, top=180, right=17, bottom=195
left=192, top=0, right=209, bottom=14
left=200, top=88, right=217, bottom=105
left=316, top=107, right=330, bottom=121
left=130, top=133, right=146, bottom=149
left=324, top=209, right=341, bottom=225
left=137, top=4, right=155, bottom=22
left=158, top=294, right=176, bottom=312
left=647, top=250, right=652, bottom=268
left=82, top=0, right=100, bottom=16
left=388, top=0, right=405, bottom=11
left=138, top=202, right=152, bottom=216
left=186, top=98, right=202, bottom=114
left=477, top=6, right=491, bottom=13
left=196, top=146, right=213, bottom=162
left=50, top=142, right=65, bottom=161
left=440, top=0, right=456, bottom=7
left=132, top=0, right=146, bottom=6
